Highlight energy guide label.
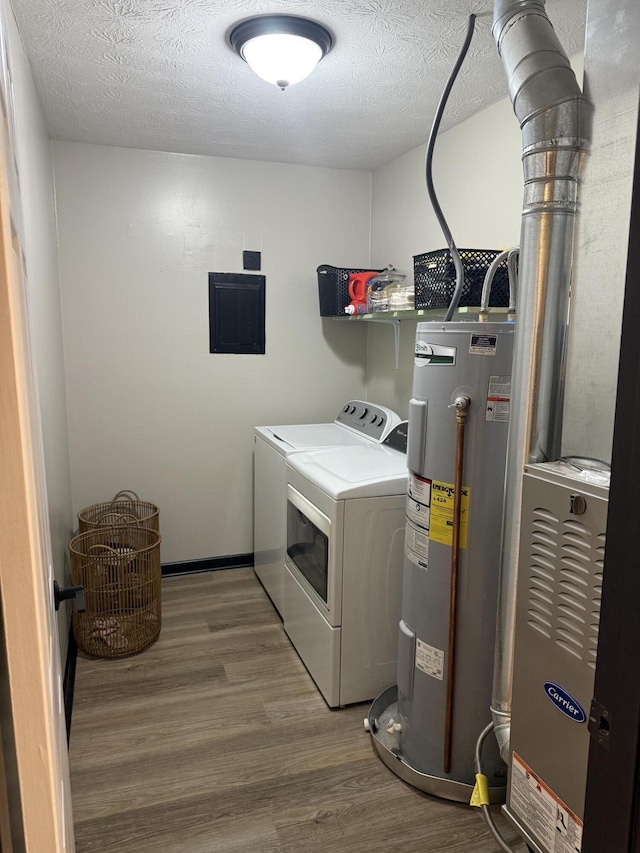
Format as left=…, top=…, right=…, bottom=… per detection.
left=415, top=638, right=444, bottom=680
left=486, top=374, right=511, bottom=423
left=511, top=753, right=583, bottom=853
left=405, top=520, right=429, bottom=570
left=429, top=481, right=469, bottom=548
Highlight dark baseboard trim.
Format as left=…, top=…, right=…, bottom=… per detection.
left=63, top=626, right=78, bottom=744
left=161, top=553, right=254, bottom=577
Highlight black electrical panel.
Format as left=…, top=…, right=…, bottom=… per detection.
left=208, top=272, right=265, bottom=354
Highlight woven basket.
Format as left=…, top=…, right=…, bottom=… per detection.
left=69, top=525, right=162, bottom=659
left=78, top=490, right=159, bottom=533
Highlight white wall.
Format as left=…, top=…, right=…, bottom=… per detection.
left=7, top=2, right=72, bottom=664
left=53, top=142, right=370, bottom=563
left=563, top=2, right=640, bottom=462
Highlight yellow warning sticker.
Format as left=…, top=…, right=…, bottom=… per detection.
left=429, top=480, right=469, bottom=548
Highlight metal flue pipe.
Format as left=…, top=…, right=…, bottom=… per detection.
left=490, top=0, right=592, bottom=761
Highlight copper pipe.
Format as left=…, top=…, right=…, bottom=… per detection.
left=444, top=395, right=470, bottom=774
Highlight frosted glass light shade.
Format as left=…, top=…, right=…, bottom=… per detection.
left=229, top=16, right=333, bottom=91
left=242, top=33, right=323, bottom=88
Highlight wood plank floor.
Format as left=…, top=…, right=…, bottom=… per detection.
left=69, top=569, right=526, bottom=853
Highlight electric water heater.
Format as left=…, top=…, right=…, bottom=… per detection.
left=369, top=320, right=514, bottom=803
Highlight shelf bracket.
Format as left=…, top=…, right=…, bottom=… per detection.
left=373, top=318, right=401, bottom=369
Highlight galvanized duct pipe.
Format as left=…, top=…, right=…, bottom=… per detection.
left=490, top=0, right=592, bottom=761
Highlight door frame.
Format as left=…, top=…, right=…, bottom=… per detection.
left=0, top=44, right=75, bottom=853
left=582, top=105, right=640, bottom=852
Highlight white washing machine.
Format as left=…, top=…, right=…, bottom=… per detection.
left=254, top=401, right=401, bottom=616
left=284, top=422, right=408, bottom=707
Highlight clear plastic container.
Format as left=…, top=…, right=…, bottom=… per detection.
left=367, top=268, right=410, bottom=313
left=388, top=286, right=415, bottom=311
left=367, top=284, right=390, bottom=313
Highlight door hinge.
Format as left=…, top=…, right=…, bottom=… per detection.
left=588, top=698, right=610, bottom=749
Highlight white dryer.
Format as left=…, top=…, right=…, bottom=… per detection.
left=284, top=423, right=408, bottom=707
left=254, top=402, right=401, bottom=615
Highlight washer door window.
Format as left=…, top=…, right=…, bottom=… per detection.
left=287, top=503, right=329, bottom=604
left=286, top=487, right=330, bottom=608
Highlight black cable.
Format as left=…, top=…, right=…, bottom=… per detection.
left=424, top=14, right=476, bottom=322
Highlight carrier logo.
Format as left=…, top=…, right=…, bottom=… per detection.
left=414, top=341, right=456, bottom=365
left=543, top=682, right=586, bottom=723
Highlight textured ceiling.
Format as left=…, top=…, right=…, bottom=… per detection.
left=11, top=0, right=587, bottom=170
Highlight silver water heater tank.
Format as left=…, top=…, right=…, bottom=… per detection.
left=369, top=320, right=514, bottom=803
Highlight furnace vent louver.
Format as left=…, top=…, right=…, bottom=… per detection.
left=589, top=535, right=605, bottom=669
left=527, top=509, right=558, bottom=639
left=558, top=520, right=591, bottom=659
left=527, top=508, right=605, bottom=662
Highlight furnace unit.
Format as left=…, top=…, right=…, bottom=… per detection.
left=503, top=461, right=609, bottom=853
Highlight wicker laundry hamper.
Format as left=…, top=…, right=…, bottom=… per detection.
left=69, top=525, right=162, bottom=659
left=77, top=490, right=159, bottom=533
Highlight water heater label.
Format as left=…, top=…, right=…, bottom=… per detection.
left=543, top=682, right=587, bottom=723
left=406, top=474, right=431, bottom=569
left=486, top=374, right=511, bottom=422
left=469, top=334, right=497, bottom=355
left=429, top=481, right=469, bottom=548
left=407, top=497, right=430, bottom=530
left=511, top=752, right=583, bottom=853
left=408, top=472, right=431, bottom=505
left=414, top=341, right=456, bottom=366
left=407, top=473, right=431, bottom=531
left=405, top=519, right=429, bottom=570
left=415, top=638, right=444, bottom=680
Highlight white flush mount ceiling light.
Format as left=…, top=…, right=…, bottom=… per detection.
left=229, top=15, right=333, bottom=90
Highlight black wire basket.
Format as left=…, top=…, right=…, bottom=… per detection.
left=316, top=265, right=383, bottom=317
left=413, top=248, right=511, bottom=310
